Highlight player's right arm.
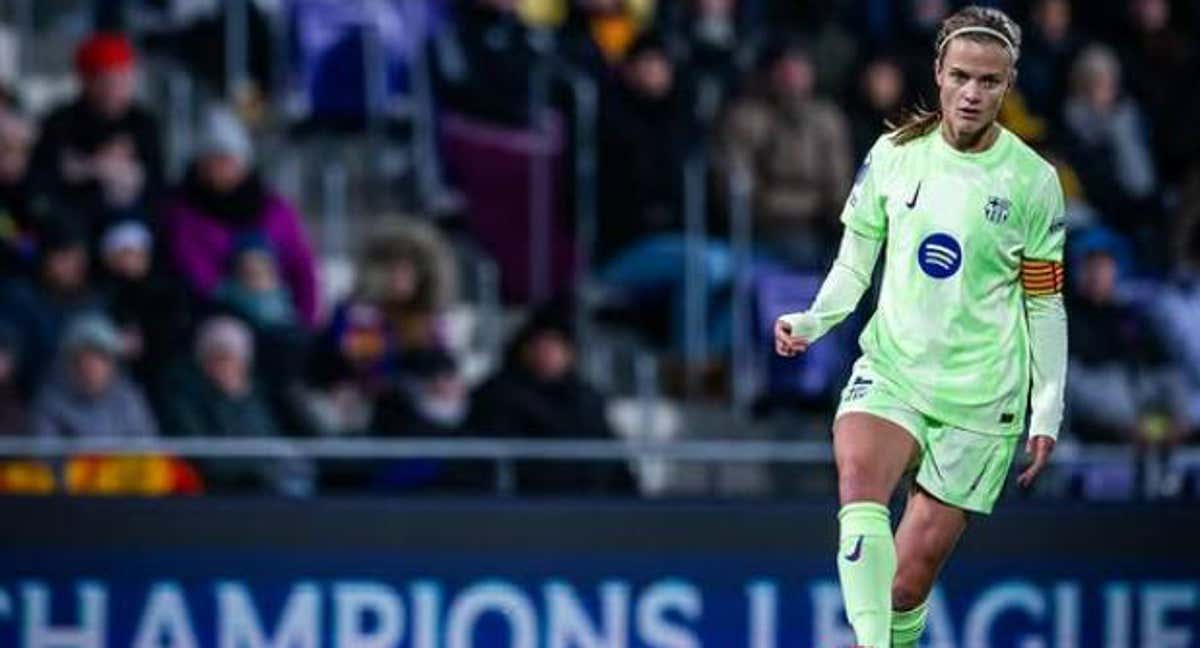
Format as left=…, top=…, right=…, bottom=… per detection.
left=775, top=137, right=891, bottom=356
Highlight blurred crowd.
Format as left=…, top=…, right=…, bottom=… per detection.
left=0, top=0, right=1198, bottom=497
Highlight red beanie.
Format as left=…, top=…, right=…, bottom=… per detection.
left=74, top=32, right=135, bottom=79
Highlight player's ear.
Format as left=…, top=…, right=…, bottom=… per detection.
left=1002, top=66, right=1018, bottom=98
left=933, top=57, right=943, bottom=87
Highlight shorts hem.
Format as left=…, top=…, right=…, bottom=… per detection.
left=912, top=475, right=996, bottom=515
left=835, top=405, right=924, bottom=450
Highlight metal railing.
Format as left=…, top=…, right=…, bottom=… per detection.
left=0, top=436, right=1148, bottom=467
left=0, top=436, right=833, bottom=462
left=728, top=163, right=757, bottom=417
left=526, top=57, right=600, bottom=305
left=1, top=436, right=1176, bottom=497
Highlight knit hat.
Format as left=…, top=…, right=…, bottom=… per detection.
left=62, top=314, right=123, bottom=356
left=225, top=232, right=275, bottom=272
left=101, top=220, right=152, bottom=257
left=231, top=231, right=272, bottom=256
left=75, top=32, right=136, bottom=79
left=195, top=316, right=254, bottom=363
left=505, top=296, right=576, bottom=363
left=1068, top=225, right=1131, bottom=280
left=195, top=105, right=253, bottom=164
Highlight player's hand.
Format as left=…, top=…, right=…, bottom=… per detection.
left=774, top=318, right=809, bottom=357
left=1016, top=435, right=1055, bottom=488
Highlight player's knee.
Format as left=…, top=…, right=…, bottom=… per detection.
left=892, top=579, right=930, bottom=612
left=837, top=460, right=889, bottom=504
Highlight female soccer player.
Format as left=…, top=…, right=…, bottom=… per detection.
left=774, top=6, right=1066, bottom=647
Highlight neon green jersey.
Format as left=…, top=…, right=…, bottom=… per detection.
left=842, top=126, right=1065, bottom=436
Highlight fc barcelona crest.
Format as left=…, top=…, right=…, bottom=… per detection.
left=984, top=196, right=1011, bottom=224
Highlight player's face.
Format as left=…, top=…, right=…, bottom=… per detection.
left=935, top=38, right=1013, bottom=142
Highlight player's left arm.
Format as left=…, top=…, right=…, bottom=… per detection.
left=1018, top=168, right=1068, bottom=488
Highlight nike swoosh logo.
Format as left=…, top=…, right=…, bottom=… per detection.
left=967, top=468, right=987, bottom=494
left=905, top=181, right=922, bottom=209
left=843, top=535, right=864, bottom=562
left=967, top=454, right=994, bottom=494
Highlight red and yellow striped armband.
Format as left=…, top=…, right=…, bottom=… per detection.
left=1021, top=259, right=1064, bottom=296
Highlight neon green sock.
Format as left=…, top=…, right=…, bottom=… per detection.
left=891, top=600, right=927, bottom=648
left=837, top=502, right=895, bottom=648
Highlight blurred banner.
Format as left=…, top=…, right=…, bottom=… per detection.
left=0, top=498, right=1197, bottom=647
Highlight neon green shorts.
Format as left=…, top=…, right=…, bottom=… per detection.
left=835, top=357, right=1020, bottom=514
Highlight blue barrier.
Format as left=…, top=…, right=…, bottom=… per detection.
left=0, top=498, right=1195, bottom=647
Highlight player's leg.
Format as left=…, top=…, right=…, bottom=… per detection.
left=834, top=412, right=920, bottom=647
left=890, top=485, right=968, bottom=648
left=890, top=419, right=1016, bottom=647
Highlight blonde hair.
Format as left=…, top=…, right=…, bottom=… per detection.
left=888, top=5, right=1023, bottom=146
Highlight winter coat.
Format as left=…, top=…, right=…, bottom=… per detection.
left=30, top=366, right=158, bottom=438
left=163, top=172, right=319, bottom=327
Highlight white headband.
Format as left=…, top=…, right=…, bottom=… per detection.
left=938, top=26, right=1017, bottom=61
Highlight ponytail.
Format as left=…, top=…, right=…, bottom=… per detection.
left=887, top=105, right=941, bottom=146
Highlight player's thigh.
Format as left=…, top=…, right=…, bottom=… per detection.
left=915, top=420, right=1019, bottom=514
left=892, top=485, right=968, bottom=611
left=833, top=412, right=920, bottom=505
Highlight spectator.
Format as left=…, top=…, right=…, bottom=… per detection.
left=163, top=105, right=319, bottom=326
left=138, top=0, right=274, bottom=102
left=0, top=218, right=103, bottom=392
left=434, top=0, right=542, bottom=127
left=214, top=233, right=298, bottom=331
left=210, top=231, right=313, bottom=438
left=30, top=314, right=158, bottom=438
left=593, top=34, right=733, bottom=355
left=373, top=349, right=470, bottom=436
left=1067, top=232, right=1186, bottom=444
left=1152, top=222, right=1200, bottom=437
left=96, top=219, right=192, bottom=404
left=470, top=302, right=635, bottom=494
left=1119, top=0, right=1200, bottom=184
left=0, top=324, right=25, bottom=433
left=668, top=0, right=758, bottom=103
left=796, top=1, right=859, bottom=102
left=596, top=34, right=692, bottom=260
left=370, top=348, right=491, bottom=492
left=316, top=219, right=456, bottom=389
left=27, top=32, right=163, bottom=236
left=1019, top=0, right=1082, bottom=128
left=560, top=0, right=657, bottom=76
left=890, top=0, right=950, bottom=103
left=716, top=39, right=852, bottom=268
left=163, top=316, right=311, bottom=495
left=1062, top=45, right=1159, bottom=235
left=847, top=53, right=907, bottom=162
left=0, top=112, right=35, bottom=277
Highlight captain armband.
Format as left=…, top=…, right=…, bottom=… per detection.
left=1021, top=259, right=1064, bottom=296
